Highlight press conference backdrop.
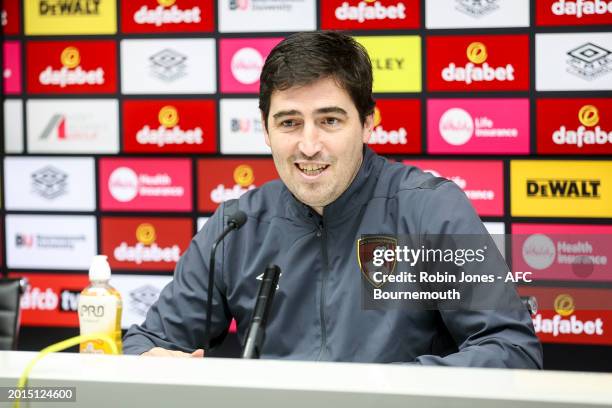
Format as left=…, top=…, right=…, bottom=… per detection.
left=1, top=0, right=611, bottom=371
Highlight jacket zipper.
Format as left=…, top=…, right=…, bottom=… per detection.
left=317, top=220, right=329, bottom=360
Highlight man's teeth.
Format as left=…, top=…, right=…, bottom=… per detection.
left=297, top=163, right=328, bottom=175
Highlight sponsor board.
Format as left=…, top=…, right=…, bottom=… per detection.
left=101, top=217, right=192, bottom=271
left=355, top=36, right=421, bottom=93
left=27, top=40, right=117, bottom=94
left=219, top=0, right=316, bottom=32
left=220, top=99, right=270, bottom=154
left=2, top=1, right=21, bottom=34
left=406, top=160, right=504, bottom=216
left=197, top=217, right=210, bottom=231
left=513, top=224, right=612, bottom=282
left=537, top=99, right=612, bottom=155
left=220, top=38, right=282, bottom=93
left=321, top=0, right=420, bottom=30
left=4, top=99, right=24, bottom=153
left=27, top=99, right=119, bottom=154
left=198, top=158, right=278, bottom=212
left=367, top=99, right=421, bottom=154
left=536, top=33, right=612, bottom=91
left=426, top=0, right=529, bottom=28
left=4, top=157, right=95, bottom=211
left=123, top=100, right=217, bottom=153
left=6, top=214, right=97, bottom=270
left=25, top=0, right=117, bottom=35
left=4, top=41, right=21, bottom=94
left=121, top=39, right=216, bottom=94
left=109, top=274, right=173, bottom=329
left=484, top=222, right=506, bottom=259
left=427, top=35, right=529, bottom=91
left=121, top=0, right=214, bottom=33
left=428, top=98, right=530, bottom=154
left=518, top=287, right=612, bottom=346
left=511, top=160, right=612, bottom=218
left=536, top=0, right=612, bottom=26
left=8, top=273, right=89, bottom=328
left=100, top=158, right=192, bottom=212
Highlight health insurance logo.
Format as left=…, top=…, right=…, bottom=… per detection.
left=455, top=0, right=500, bottom=18
left=149, top=48, right=188, bottom=81
left=39, top=46, right=104, bottom=88
left=553, top=104, right=610, bottom=148
left=136, top=105, right=204, bottom=147
left=566, top=42, right=612, bottom=80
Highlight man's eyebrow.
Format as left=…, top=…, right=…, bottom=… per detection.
left=272, top=110, right=302, bottom=120
left=314, top=106, right=348, bottom=116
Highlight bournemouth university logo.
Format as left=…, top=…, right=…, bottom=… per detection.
left=133, top=0, right=202, bottom=27
left=136, top=105, right=204, bottom=147
left=368, top=107, right=408, bottom=146
left=443, top=41, right=515, bottom=84
left=149, top=48, right=188, bottom=81
left=455, top=0, right=500, bottom=18
left=566, top=42, right=612, bottom=80
left=334, top=0, right=408, bottom=23
left=357, top=236, right=397, bottom=288
left=229, top=0, right=250, bottom=10
left=31, top=166, right=68, bottom=199
left=553, top=104, right=611, bottom=148
left=39, top=46, right=105, bottom=88
left=211, top=164, right=256, bottom=203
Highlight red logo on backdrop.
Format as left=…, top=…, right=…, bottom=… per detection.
left=100, top=158, right=192, bottom=212
left=27, top=41, right=117, bottom=94
left=427, top=35, right=529, bottom=91
left=406, top=160, right=504, bottom=216
left=9, top=273, right=89, bottom=328
left=198, top=159, right=278, bottom=212
left=121, top=0, right=214, bottom=33
left=2, top=1, right=20, bottom=34
left=367, top=99, right=421, bottom=154
left=123, top=100, right=217, bottom=153
left=536, top=0, right=612, bottom=26
left=320, top=0, right=420, bottom=30
left=537, top=99, right=612, bottom=155
left=101, top=217, right=193, bottom=271
left=518, top=286, right=612, bottom=346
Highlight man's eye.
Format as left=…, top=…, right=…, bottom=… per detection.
left=323, top=118, right=340, bottom=126
left=281, top=120, right=298, bottom=127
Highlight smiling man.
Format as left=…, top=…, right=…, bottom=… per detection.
left=123, top=31, right=542, bottom=368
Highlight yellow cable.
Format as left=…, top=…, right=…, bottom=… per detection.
left=13, top=333, right=118, bottom=408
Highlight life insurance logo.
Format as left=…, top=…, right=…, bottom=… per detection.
left=333, top=0, right=407, bottom=23
left=231, top=47, right=264, bottom=85
left=128, top=285, right=161, bottom=316
left=31, top=166, right=68, bottom=199
left=442, top=41, right=515, bottom=85
left=38, top=46, right=104, bottom=89
left=149, top=48, right=188, bottom=82
left=551, top=0, right=612, bottom=19
left=133, top=0, right=202, bottom=27
left=368, top=106, right=408, bottom=146
left=455, top=0, right=500, bottom=17
left=108, top=166, right=185, bottom=203
left=438, top=107, right=518, bottom=146
left=211, top=164, right=257, bottom=204
left=566, top=42, right=612, bottom=80
left=553, top=104, right=611, bottom=149
left=38, top=0, right=101, bottom=16
left=533, top=293, right=605, bottom=338
left=136, top=105, right=203, bottom=147
left=113, top=223, right=181, bottom=265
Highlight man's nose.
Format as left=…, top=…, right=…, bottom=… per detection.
left=298, top=122, right=323, bottom=158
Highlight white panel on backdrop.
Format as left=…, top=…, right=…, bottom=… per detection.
left=4, top=99, right=24, bottom=153
left=27, top=99, right=119, bottom=154
left=536, top=33, right=612, bottom=91
left=6, top=215, right=97, bottom=270
left=218, top=0, right=316, bottom=33
left=220, top=99, right=270, bottom=154
left=121, top=39, right=216, bottom=94
left=425, top=0, right=529, bottom=29
left=109, top=275, right=172, bottom=329
left=4, top=157, right=96, bottom=211
left=197, top=217, right=210, bottom=231
left=483, top=222, right=506, bottom=259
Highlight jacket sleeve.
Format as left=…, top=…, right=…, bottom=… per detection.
left=410, top=181, right=543, bottom=369
left=122, top=206, right=232, bottom=355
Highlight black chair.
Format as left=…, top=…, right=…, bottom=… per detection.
left=0, top=277, right=28, bottom=350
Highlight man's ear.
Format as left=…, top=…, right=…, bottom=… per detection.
left=362, top=113, right=374, bottom=144
left=261, top=110, right=271, bottom=147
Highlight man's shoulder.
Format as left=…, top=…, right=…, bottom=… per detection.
left=375, top=159, right=452, bottom=199
left=232, top=178, right=288, bottom=222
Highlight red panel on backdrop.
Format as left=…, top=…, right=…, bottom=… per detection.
left=536, top=0, right=612, bottom=26
left=121, top=0, right=214, bottom=33
left=2, top=1, right=20, bottom=35
left=26, top=40, right=117, bottom=94
left=320, top=0, right=420, bottom=30
left=367, top=99, right=421, bottom=155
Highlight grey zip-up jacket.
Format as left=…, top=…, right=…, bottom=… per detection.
left=123, top=147, right=543, bottom=368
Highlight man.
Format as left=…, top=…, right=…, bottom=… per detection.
left=123, top=31, right=542, bottom=368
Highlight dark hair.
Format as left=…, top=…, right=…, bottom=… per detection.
left=259, top=31, right=375, bottom=129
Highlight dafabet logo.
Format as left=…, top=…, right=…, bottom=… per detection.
left=321, top=0, right=419, bottom=30
left=122, top=0, right=214, bottom=33
left=366, top=99, right=421, bottom=154
left=537, top=0, right=612, bottom=26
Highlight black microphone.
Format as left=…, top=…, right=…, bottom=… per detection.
left=203, top=209, right=247, bottom=352
left=242, top=264, right=281, bottom=359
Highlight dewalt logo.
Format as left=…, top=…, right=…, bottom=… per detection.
left=26, top=0, right=116, bottom=35
left=526, top=179, right=601, bottom=198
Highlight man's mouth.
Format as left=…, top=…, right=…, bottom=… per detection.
left=295, top=163, right=330, bottom=177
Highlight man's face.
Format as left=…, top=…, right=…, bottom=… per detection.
left=263, top=77, right=373, bottom=213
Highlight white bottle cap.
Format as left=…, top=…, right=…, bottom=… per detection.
left=89, top=255, right=111, bottom=281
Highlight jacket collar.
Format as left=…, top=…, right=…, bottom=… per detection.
left=284, top=145, right=384, bottom=226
